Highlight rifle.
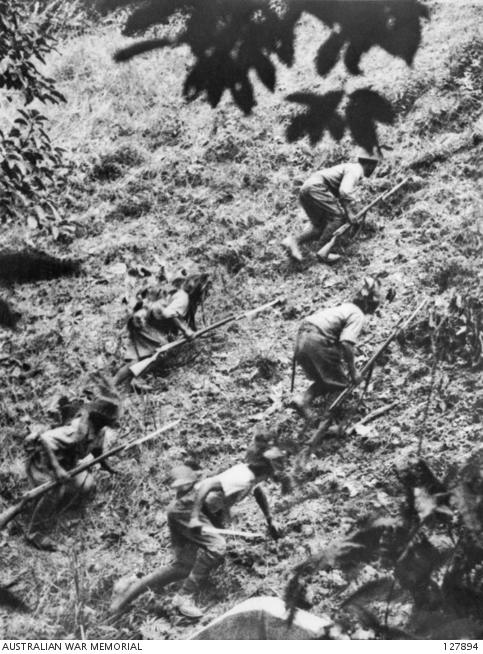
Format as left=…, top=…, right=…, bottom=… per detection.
left=178, top=522, right=264, bottom=539
left=0, top=420, right=180, bottom=531
left=130, top=297, right=284, bottom=377
left=308, top=298, right=429, bottom=451
left=202, top=526, right=264, bottom=539
left=317, top=177, right=410, bottom=260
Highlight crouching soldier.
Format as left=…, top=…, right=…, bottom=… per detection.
left=25, top=375, right=122, bottom=551
left=114, top=271, right=211, bottom=387
left=292, top=277, right=381, bottom=424
left=110, top=432, right=290, bottom=618
left=283, top=152, right=379, bottom=263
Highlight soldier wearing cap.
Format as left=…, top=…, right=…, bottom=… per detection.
left=283, top=153, right=379, bottom=263
left=292, top=277, right=381, bottom=423
left=110, top=433, right=289, bottom=619
left=114, top=271, right=211, bottom=387
left=25, top=374, right=122, bottom=551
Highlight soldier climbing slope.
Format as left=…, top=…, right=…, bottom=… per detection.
left=283, top=152, right=379, bottom=264
left=25, top=374, right=122, bottom=551
left=110, top=432, right=291, bottom=619
left=114, top=270, right=211, bottom=387
left=291, top=277, right=381, bottom=426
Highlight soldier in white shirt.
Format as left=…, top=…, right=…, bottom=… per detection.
left=283, top=153, right=379, bottom=263
left=110, top=433, right=290, bottom=619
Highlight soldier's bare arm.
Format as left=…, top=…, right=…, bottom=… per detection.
left=340, top=341, right=361, bottom=384
left=253, top=486, right=281, bottom=540
left=39, top=435, right=69, bottom=482
left=171, top=316, right=195, bottom=341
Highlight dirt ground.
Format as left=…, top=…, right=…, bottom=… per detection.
left=1, top=1, right=483, bottom=640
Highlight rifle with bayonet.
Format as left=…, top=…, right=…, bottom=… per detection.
left=308, top=298, right=429, bottom=451
left=0, top=421, right=180, bottom=531
left=129, top=297, right=284, bottom=377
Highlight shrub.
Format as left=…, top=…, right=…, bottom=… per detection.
left=0, top=0, right=66, bottom=228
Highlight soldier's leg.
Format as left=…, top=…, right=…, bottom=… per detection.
left=26, top=490, right=62, bottom=551
left=110, top=548, right=194, bottom=614
left=114, top=364, right=134, bottom=387
left=52, top=470, right=96, bottom=522
left=27, top=469, right=97, bottom=551
left=292, top=381, right=325, bottom=424
left=173, top=533, right=226, bottom=619
left=316, top=200, right=346, bottom=262
left=283, top=183, right=326, bottom=261
left=71, top=470, right=95, bottom=496
left=292, top=329, right=331, bottom=422
left=319, top=211, right=345, bottom=245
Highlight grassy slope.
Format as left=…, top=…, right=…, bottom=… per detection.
left=1, top=1, right=483, bottom=639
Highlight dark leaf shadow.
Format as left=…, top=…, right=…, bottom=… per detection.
left=103, top=0, right=429, bottom=119
left=301, top=0, right=429, bottom=75
left=122, top=0, right=183, bottom=37
left=183, top=52, right=256, bottom=115
left=114, top=37, right=178, bottom=63
left=285, top=91, right=345, bottom=145
left=315, top=30, right=345, bottom=76
left=346, top=89, right=395, bottom=152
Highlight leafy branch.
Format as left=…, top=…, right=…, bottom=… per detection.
left=0, top=0, right=67, bottom=228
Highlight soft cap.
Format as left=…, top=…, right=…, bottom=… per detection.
left=170, top=465, right=198, bottom=488
left=358, top=150, right=380, bottom=163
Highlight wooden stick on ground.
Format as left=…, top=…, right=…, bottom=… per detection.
left=345, top=402, right=398, bottom=436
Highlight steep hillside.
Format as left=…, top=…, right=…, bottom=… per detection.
left=1, top=0, right=483, bottom=639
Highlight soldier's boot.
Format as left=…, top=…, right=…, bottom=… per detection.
left=290, top=393, right=317, bottom=426
left=316, top=250, right=341, bottom=264
left=172, top=549, right=224, bottom=619
left=171, top=594, right=204, bottom=619
left=110, top=565, right=189, bottom=614
left=282, top=236, right=303, bottom=262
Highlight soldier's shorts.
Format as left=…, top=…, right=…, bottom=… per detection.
left=295, top=322, right=348, bottom=391
left=299, top=182, right=345, bottom=243
left=168, top=513, right=227, bottom=558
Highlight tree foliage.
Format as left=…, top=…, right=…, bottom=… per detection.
left=285, top=453, right=483, bottom=639
left=403, top=285, right=483, bottom=369
left=99, top=0, right=430, bottom=151
left=0, top=0, right=66, bottom=227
